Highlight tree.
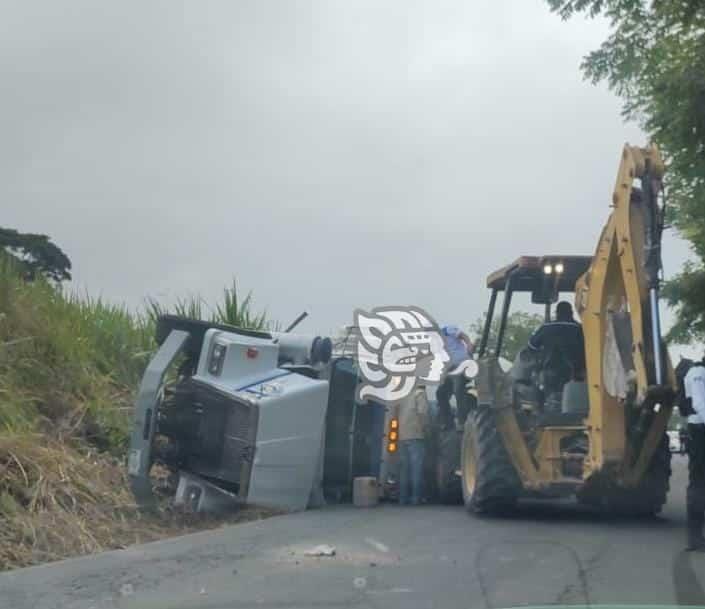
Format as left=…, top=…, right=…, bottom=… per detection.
left=470, top=311, right=544, bottom=362
left=546, top=1, right=705, bottom=343
left=0, top=227, right=72, bottom=282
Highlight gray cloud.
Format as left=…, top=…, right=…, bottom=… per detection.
left=1, top=0, right=693, bottom=346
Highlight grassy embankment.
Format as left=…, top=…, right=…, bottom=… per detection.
left=0, top=255, right=273, bottom=570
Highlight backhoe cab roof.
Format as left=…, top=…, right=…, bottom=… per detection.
left=486, top=255, right=593, bottom=292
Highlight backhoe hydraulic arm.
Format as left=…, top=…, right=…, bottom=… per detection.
left=574, top=144, right=674, bottom=478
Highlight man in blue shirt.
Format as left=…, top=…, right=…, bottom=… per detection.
left=436, top=325, right=474, bottom=429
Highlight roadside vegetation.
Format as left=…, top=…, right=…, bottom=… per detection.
left=0, top=250, right=274, bottom=570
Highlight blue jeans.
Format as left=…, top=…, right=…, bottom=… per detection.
left=399, top=439, right=425, bottom=505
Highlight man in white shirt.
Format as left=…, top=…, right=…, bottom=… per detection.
left=684, top=356, right=705, bottom=551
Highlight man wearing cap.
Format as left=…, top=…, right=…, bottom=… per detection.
left=528, top=301, right=585, bottom=378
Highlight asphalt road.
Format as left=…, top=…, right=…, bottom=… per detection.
left=2, top=456, right=704, bottom=609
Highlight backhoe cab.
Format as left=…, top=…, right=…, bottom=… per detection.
left=462, top=144, right=675, bottom=515
left=480, top=255, right=592, bottom=419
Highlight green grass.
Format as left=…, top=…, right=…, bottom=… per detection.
left=0, top=253, right=276, bottom=569
left=0, top=256, right=152, bottom=450
left=146, top=279, right=275, bottom=330
left=0, top=254, right=271, bottom=453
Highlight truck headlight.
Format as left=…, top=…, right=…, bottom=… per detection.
left=209, top=343, right=227, bottom=376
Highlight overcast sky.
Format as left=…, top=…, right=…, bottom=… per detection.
left=1, top=0, right=695, bottom=351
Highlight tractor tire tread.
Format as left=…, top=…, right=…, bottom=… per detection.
left=436, top=430, right=463, bottom=505
left=463, top=407, right=521, bottom=514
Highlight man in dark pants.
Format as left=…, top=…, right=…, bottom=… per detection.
left=398, top=385, right=429, bottom=505
left=684, top=355, right=705, bottom=551
left=436, top=325, right=474, bottom=430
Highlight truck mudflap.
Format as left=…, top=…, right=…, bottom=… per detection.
left=128, top=329, right=190, bottom=508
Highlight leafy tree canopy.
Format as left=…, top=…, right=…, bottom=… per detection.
left=547, top=0, right=705, bottom=343
left=0, top=227, right=72, bottom=283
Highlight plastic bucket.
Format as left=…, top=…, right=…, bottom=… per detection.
left=353, top=476, right=379, bottom=507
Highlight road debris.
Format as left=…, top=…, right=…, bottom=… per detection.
left=119, top=583, right=134, bottom=597
left=364, top=537, right=389, bottom=553
left=304, top=544, right=336, bottom=557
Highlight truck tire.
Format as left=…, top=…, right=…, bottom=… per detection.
left=607, top=434, right=672, bottom=516
left=435, top=430, right=463, bottom=504
left=461, top=407, right=521, bottom=514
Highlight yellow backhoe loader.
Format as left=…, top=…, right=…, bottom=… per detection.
left=462, top=144, right=676, bottom=515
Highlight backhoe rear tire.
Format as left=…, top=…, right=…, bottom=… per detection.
left=461, top=407, right=521, bottom=514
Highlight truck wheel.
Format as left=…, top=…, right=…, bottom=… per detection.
left=607, top=434, right=672, bottom=516
left=436, top=430, right=463, bottom=504
left=461, top=407, right=521, bottom=514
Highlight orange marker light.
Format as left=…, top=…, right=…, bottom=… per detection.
left=388, top=442, right=397, bottom=453
left=390, top=419, right=398, bottom=430
left=389, top=431, right=398, bottom=441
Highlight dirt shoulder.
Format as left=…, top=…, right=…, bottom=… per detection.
left=0, top=435, right=279, bottom=571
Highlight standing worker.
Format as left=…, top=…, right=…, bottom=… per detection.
left=436, top=325, right=474, bottom=429
left=398, top=385, right=429, bottom=505
left=684, top=353, right=705, bottom=551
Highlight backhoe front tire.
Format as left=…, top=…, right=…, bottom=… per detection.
left=461, top=407, right=521, bottom=514
left=435, top=430, right=463, bottom=504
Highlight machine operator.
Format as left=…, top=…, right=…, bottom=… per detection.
left=528, top=301, right=585, bottom=380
